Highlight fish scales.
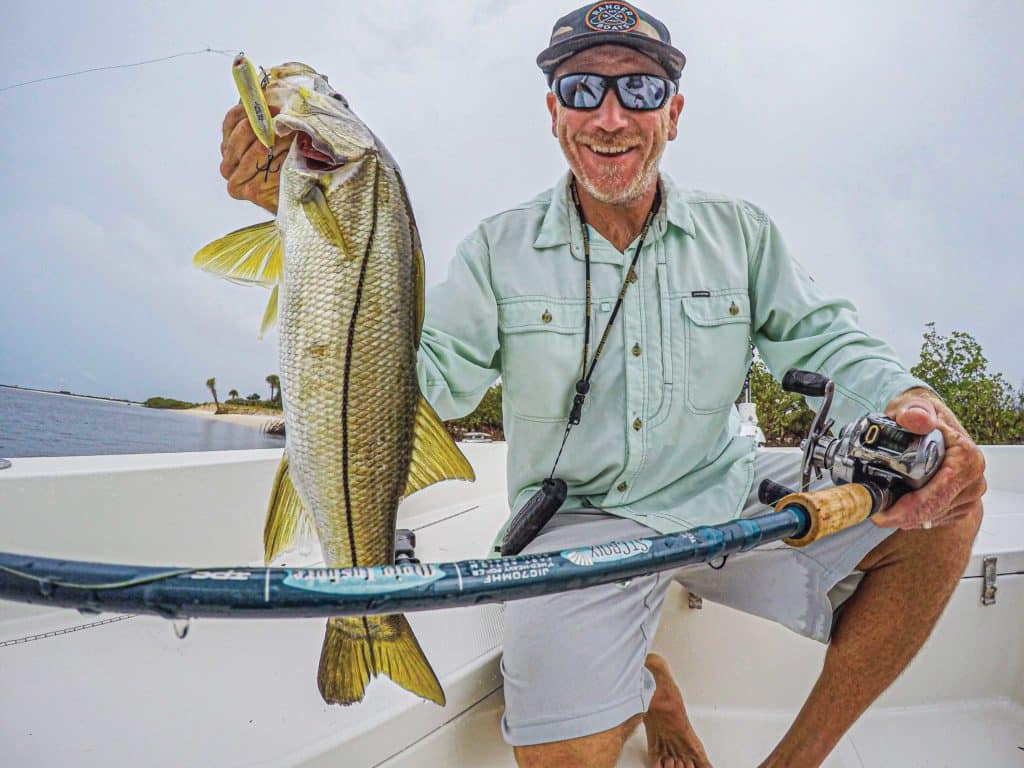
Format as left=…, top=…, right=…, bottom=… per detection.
left=279, top=158, right=419, bottom=569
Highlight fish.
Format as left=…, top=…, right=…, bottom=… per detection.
left=194, top=56, right=475, bottom=706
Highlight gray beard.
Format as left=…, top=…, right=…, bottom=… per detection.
left=576, top=152, right=663, bottom=206
left=568, top=122, right=669, bottom=206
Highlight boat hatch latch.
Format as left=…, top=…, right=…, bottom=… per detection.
left=687, top=592, right=703, bottom=610
left=981, top=556, right=997, bottom=606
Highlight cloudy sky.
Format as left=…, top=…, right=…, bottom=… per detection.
left=1, top=0, right=1020, bottom=403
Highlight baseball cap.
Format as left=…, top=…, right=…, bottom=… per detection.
left=537, top=2, right=686, bottom=83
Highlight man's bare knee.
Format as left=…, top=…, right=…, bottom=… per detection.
left=860, top=501, right=983, bottom=576
left=513, top=716, right=640, bottom=768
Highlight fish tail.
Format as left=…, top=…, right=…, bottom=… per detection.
left=317, top=615, right=445, bottom=706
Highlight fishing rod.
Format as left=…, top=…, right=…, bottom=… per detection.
left=0, top=371, right=944, bottom=619
left=0, top=495, right=831, bottom=620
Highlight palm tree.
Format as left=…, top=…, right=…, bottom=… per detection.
left=267, top=374, right=281, bottom=406
left=206, top=377, right=221, bottom=414
left=228, top=389, right=239, bottom=400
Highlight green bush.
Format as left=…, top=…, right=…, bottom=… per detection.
left=143, top=397, right=196, bottom=409
left=746, top=359, right=815, bottom=446
left=446, top=384, right=505, bottom=440
left=911, top=323, right=1023, bottom=444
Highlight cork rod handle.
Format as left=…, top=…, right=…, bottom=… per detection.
left=776, top=484, right=875, bottom=547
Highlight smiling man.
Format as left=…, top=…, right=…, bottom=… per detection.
left=219, top=4, right=986, bottom=766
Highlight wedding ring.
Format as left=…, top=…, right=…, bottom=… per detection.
left=921, top=520, right=933, bottom=530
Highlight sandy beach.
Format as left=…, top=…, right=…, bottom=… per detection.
left=183, top=404, right=285, bottom=434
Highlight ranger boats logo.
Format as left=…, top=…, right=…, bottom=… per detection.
left=561, top=538, right=652, bottom=567
left=586, top=3, right=640, bottom=33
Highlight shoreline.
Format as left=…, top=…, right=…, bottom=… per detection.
left=181, top=404, right=285, bottom=434
left=0, top=384, right=140, bottom=406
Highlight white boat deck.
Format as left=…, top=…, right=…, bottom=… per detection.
left=1, top=444, right=1021, bottom=767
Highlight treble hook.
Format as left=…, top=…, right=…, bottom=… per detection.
left=256, top=148, right=275, bottom=182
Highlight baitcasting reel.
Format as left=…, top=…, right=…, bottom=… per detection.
left=759, top=370, right=945, bottom=516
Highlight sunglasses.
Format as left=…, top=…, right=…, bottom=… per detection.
left=552, top=73, right=677, bottom=111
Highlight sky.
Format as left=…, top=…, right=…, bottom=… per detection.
left=0, top=0, right=1021, bottom=403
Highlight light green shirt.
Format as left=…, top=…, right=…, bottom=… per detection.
left=417, top=172, right=926, bottom=537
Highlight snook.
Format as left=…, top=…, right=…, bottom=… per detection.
left=195, top=60, right=474, bottom=706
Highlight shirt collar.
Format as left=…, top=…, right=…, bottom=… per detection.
left=533, top=171, right=696, bottom=253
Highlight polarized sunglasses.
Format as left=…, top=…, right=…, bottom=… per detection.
left=552, top=73, right=677, bottom=111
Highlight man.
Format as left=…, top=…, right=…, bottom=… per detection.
left=219, top=5, right=986, bottom=766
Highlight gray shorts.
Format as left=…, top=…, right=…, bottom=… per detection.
left=500, top=449, right=894, bottom=746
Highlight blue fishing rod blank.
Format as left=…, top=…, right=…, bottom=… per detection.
left=0, top=505, right=809, bottom=620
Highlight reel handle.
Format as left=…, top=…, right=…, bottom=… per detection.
left=758, top=479, right=798, bottom=506
left=782, top=369, right=831, bottom=398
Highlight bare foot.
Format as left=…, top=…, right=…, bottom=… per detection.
left=643, top=654, right=712, bottom=768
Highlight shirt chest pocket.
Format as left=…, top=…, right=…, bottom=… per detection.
left=680, top=291, right=752, bottom=414
left=498, top=299, right=585, bottom=422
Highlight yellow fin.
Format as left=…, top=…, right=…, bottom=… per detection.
left=413, top=245, right=424, bottom=343
left=193, top=220, right=282, bottom=286
left=403, top=397, right=475, bottom=498
left=317, top=615, right=445, bottom=706
left=259, top=284, right=279, bottom=339
left=263, top=455, right=313, bottom=563
left=301, top=184, right=350, bottom=256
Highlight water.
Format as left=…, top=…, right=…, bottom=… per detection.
left=0, top=387, right=284, bottom=458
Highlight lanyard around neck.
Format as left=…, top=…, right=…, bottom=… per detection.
left=545, top=179, right=661, bottom=480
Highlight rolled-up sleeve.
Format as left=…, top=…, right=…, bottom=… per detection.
left=745, top=205, right=929, bottom=425
left=417, top=232, right=501, bottom=420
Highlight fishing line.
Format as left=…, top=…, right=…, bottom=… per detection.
left=0, top=563, right=198, bottom=591
left=0, top=47, right=237, bottom=93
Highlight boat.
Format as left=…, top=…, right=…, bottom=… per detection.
left=1, top=442, right=1022, bottom=766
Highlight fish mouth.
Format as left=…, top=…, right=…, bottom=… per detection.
left=296, top=132, right=345, bottom=172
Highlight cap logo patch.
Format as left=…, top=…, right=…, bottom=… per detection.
left=585, top=2, right=640, bottom=33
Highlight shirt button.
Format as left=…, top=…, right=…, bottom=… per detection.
left=616, top=482, right=628, bottom=492
left=729, top=302, right=739, bottom=316
left=631, top=342, right=641, bottom=356
left=541, top=310, right=552, bottom=323
left=633, top=418, right=642, bottom=431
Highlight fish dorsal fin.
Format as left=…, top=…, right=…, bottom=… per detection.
left=404, top=397, right=476, bottom=498
left=193, top=220, right=282, bottom=286
left=264, top=455, right=315, bottom=563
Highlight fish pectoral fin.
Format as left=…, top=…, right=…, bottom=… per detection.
left=193, top=220, right=283, bottom=286
left=263, top=455, right=314, bottom=563
left=403, top=397, right=476, bottom=498
left=318, top=616, right=445, bottom=706
left=301, top=184, right=351, bottom=257
left=259, top=284, right=279, bottom=339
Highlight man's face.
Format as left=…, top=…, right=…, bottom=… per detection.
left=547, top=45, right=684, bottom=206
